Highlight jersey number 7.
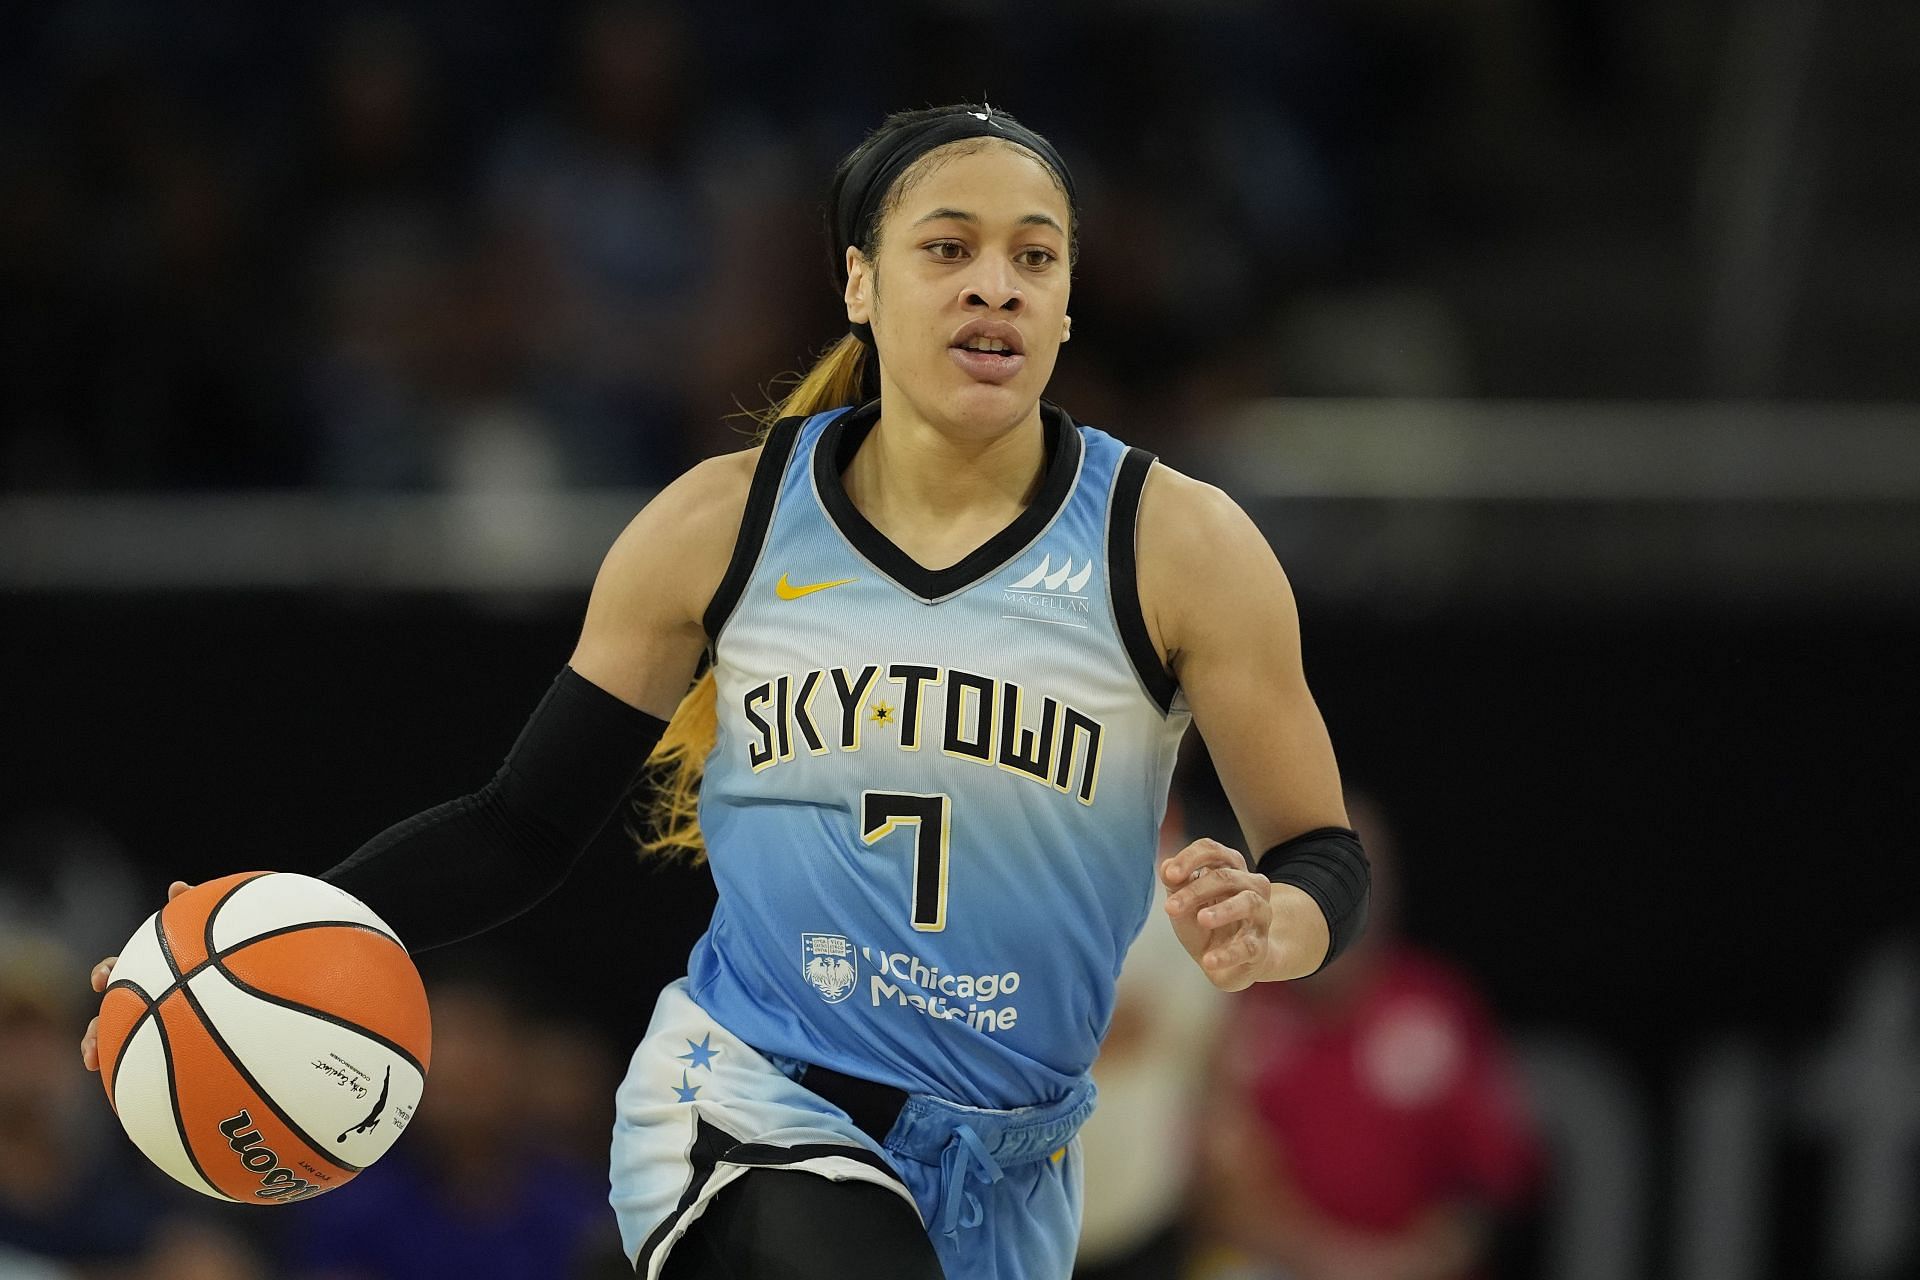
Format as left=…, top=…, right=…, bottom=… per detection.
left=859, top=791, right=952, bottom=932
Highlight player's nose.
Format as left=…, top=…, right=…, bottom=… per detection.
left=961, top=260, right=1023, bottom=313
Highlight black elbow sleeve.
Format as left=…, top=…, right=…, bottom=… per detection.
left=320, top=667, right=670, bottom=952
left=1255, top=826, right=1371, bottom=975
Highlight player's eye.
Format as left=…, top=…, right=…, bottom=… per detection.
left=925, top=242, right=1057, bottom=268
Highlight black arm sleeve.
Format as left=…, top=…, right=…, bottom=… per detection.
left=320, top=666, right=670, bottom=952
left=1255, top=826, right=1371, bottom=975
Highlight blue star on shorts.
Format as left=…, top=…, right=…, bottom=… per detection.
left=679, top=1034, right=720, bottom=1072
left=672, top=1071, right=701, bottom=1104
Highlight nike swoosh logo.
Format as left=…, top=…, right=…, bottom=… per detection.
left=775, top=574, right=858, bottom=600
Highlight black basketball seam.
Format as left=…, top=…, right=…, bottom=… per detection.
left=175, top=980, right=364, bottom=1175
left=155, top=872, right=265, bottom=987
left=207, top=953, right=428, bottom=1080
left=198, top=872, right=275, bottom=970
left=148, top=1001, right=233, bottom=1201
left=213, top=919, right=399, bottom=964
left=135, top=921, right=397, bottom=1011
left=101, top=979, right=154, bottom=1105
left=104, top=976, right=161, bottom=1002
left=154, top=910, right=181, bottom=982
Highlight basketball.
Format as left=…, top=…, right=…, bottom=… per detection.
left=92, top=871, right=432, bottom=1204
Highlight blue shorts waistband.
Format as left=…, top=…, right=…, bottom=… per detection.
left=883, top=1078, right=1097, bottom=1168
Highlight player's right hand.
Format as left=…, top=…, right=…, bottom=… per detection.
left=80, top=880, right=193, bottom=1072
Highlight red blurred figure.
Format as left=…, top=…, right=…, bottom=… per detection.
left=1195, top=798, right=1540, bottom=1280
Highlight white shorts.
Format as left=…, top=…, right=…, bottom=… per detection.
left=609, top=978, right=1093, bottom=1280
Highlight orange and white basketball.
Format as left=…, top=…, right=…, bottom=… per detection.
left=93, top=871, right=431, bottom=1204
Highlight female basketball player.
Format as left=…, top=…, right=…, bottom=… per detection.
left=82, top=105, right=1369, bottom=1279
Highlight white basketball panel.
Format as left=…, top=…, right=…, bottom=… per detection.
left=112, top=1017, right=230, bottom=1202
left=208, top=872, right=402, bottom=953
left=186, top=965, right=424, bottom=1169
left=108, top=911, right=177, bottom=1000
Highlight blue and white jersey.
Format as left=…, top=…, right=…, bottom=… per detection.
left=686, top=399, right=1192, bottom=1109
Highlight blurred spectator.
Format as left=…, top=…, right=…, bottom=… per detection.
left=516, top=1020, right=640, bottom=1279
left=1074, top=793, right=1229, bottom=1279
left=0, top=929, right=150, bottom=1271
left=1, top=33, right=288, bottom=490
left=295, top=11, right=492, bottom=491
left=282, top=970, right=618, bottom=1280
left=137, top=1219, right=270, bottom=1280
left=481, top=0, right=773, bottom=486
left=0, top=929, right=266, bottom=1278
left=0, top=1244, right=72, bottom=1279
left=1191, top=797, right=1540, bottom=1280
left=0, top=814, right=146, bottom=967
left=0, top=0, right=1910, bottom=493
left=517, top=1019, right=623, bottom=1171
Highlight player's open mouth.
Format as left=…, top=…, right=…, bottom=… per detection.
left=949, top=345, right=1025, bottom=383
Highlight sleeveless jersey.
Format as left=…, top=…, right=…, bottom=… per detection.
left=686, top=399, right=1192, bottom=1109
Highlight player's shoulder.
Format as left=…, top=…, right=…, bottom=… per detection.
left=1057, top=414, right=1243, bottom=545
left=652, top=410, right=816, bottom=535
left=589, top=439, right=766, bottom=626
left=674, top=437, right=763, bottom=508
left=1131, top=460, right=1289, bottom=663
left=614, top=443, right=754, bottom=549
left=1135, top=461, right=1280, bottom=590
left=1135, top=461, right=1250, bottom=546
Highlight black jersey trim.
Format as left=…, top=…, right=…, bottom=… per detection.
left=1107, top=447, right=1179, bottom=715
left=813, top=398, right=1084, bottom=603
left=703, top=415, right=806, bottom=643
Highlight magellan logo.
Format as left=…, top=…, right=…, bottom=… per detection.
left=1008, top=555, right=1092, bottom=595
left=1002, top=554, right=1094, bottom=628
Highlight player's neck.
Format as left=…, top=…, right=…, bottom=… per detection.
left=843, top=398, right=1048, bottom=560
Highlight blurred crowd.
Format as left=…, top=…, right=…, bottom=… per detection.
left=1, top=902, right=635, bottom=1278
left=0, top=787, right=1541, bottom=1280
left=0, top=0, right=1630, bottom=494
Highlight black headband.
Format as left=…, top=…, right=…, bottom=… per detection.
left=827, top=104, right=1076, bottom=350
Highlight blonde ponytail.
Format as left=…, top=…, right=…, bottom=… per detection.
left=635, top=335, right=875, bottom=861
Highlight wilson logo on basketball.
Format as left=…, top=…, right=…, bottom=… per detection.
left=218, top=1110, right=326, bottom=1202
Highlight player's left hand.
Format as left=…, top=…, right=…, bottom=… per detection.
left=1161, top=839, right=1319, bottom=991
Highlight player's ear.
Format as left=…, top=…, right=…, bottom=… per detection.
left=844, top=247, right=872, bottom=325
left=1061, top=314, right=1072, bottom=343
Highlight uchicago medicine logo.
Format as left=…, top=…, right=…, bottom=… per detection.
left=801, top=933, right=857, bottom=1003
